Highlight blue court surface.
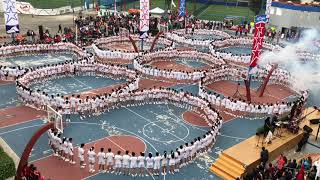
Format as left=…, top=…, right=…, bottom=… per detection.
left=0, top=83, right=19, bottom=109
left=0, top=70, right=266, bottom=180
left=219, top=46, right=268, bottom=55
left=176, top=58, right=208, bottom=68
left=185, top=34, right=223, bottom=41
left=0, top=104, right=264, bottom=180
left=30, top=76, right=126, bottom=96
left=1, top=53, right=319, bottom=180
left=0, top=53, right=74, bottom=68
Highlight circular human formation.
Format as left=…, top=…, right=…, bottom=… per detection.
left=12, top=45, right=222, bottom=176
left=0, top=28, right=314, bottom=177
left=0, top=43, right=84, bottom=80
left=199, top=65, right=307, bottom=117
left=209, top=37, right=280, bottom=64
left=133, top=49, right=225, bottom=81
left=92, top=35, right=172, bottom=62
left=166, top=29, right=231, bottom=46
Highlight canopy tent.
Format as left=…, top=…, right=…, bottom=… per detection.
left=150, top=7, right=165, bottom=14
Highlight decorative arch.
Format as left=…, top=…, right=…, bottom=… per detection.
left=15, top=123, right=54, bottom=180
left=128, top=35, right=139, bottom=53
left=258, top=64, right=278, bottom=97
left=149, top=31, right=164, bottom=52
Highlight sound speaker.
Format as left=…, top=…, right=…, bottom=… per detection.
left=303, top=125, right=313, bottom=134
left=38, top=25, right=44, bottom=40
left=310, top=119, right=320, bottom=124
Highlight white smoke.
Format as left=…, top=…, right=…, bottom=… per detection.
left=259, top=29, right=320, bottom=92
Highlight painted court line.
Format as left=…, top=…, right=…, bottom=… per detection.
left=150, top=108, right=207, bottom=132
left=218, top=134, right=246, bottom=140
left=165, top=104, right=208, bottom=127
left=124, top=107, right=187, bottom=143
left=0, top=123, right=43, bottom=136
left=163, top=106, right=247, bottom=140
left=67, top=121, right=158, bottom=152
left=0, top=118, right=42, bottom=130
left=70, top=76, right=94, bottom=89
left=81, top=135, right=155, bottom=180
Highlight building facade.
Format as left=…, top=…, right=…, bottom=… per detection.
left=269, top=1, right=320, bottom=32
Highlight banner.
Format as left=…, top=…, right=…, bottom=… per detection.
left=249, top=15, right=267, bottom=74
left=178, top=0, right=186, bottom=17
left=3, top=0, right=20, bottom=33
left=139, top=0, right=149, bottom=32
left=265, top=0, right=272, bottom=18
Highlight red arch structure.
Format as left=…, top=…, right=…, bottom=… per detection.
left=15, top=123, right=54, bottom=180
left=257, top=64, right=278, bottom=97
left=128, top=35, right=139, bottom=53
left=149, top=31, right=164, bottom=52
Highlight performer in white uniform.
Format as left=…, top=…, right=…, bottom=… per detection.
left=114, top=151, right=122, bottom=175
left=130, top=152, right=138, bottom=176
left=105, top=148, right=114, bottom=173
left=97, top=148, right=106, bottom=172
left=78, top=143, right=86, bottom=169
left=87, top=147, right=96, bottom=173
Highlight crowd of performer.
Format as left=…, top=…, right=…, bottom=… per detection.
left=0, top=43, right=85, bottom=80
left=47, top=123, right=221, bottom=176
left=166, top=29, right=230, bottom=46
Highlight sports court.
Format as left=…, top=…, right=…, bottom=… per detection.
left=1, top=0, right=319, bottom=178
left=0, top=54, right=267, bottom=180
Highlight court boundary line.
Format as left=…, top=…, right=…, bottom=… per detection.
left=0, top=81, right=14, bottom=86
left=0, top=117, right=43, bottom=130
left=150, top=106, right=208, bottom=131
left=164, top=104, right=209, bottom=129
left=81, top=135, right=155, bottom=180
left=69, top=121, right=158, bottom=152
left=164, top=104, right=249, bottom=140
left=182, top=111, right=210, bottom=128
left=124, top=107, right=188, bottom=143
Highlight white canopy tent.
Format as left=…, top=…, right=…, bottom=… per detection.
left=150, top=7, right=165, bottom=14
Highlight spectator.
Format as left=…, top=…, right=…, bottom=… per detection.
left=260, top=147, right=269, bottom=167
left=276, top=154, right=286, bottom=171
left=307, top=165, right=317, bottom=180
left=296, top=165, right=305, bottom=180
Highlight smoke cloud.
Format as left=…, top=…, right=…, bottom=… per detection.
left=259, top=29, right=320, bottom=95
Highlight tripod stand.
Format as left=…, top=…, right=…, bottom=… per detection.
left=233, top=82, right=242, bottom=99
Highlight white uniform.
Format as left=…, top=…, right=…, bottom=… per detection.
left=153, top=156, right=162, bottom=170
left=122, top=154, right=130, bottom=168
left=114, top=155, right=122, bottom=168
left=88, top=150, right=96, bottom=164
left=105, top=152, right=114, bottom=165
left=97, top=152, right=106, bottom=165
left=78, top=147, right=85, bottom=161
left=138, top=156, right=145, bottom=168
left=146, top=157, right=154, bottom=169
left=67, top=142, right=74, bottom=156
left=130, top=156, right=138, bottom=168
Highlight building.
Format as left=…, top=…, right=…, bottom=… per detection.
left=269, top=1, right=320, bottom=33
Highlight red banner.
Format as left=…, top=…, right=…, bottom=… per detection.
left=249, top=15, right=267, bottom=69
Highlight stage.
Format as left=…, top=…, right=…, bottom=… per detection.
left=300, top=107, right=320, bottom=140
left=210, top=123, right=304, bottom=179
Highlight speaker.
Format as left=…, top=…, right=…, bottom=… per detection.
left=303, top=125, right=313, bottom=134
left=38, top=25, right=44, bottom=40
left=310, top=119, right=320, bottom=125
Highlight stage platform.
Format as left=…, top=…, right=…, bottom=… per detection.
left=210, top=123, right=304, bottom=179
left=300, top=107, right=320, bottom=140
